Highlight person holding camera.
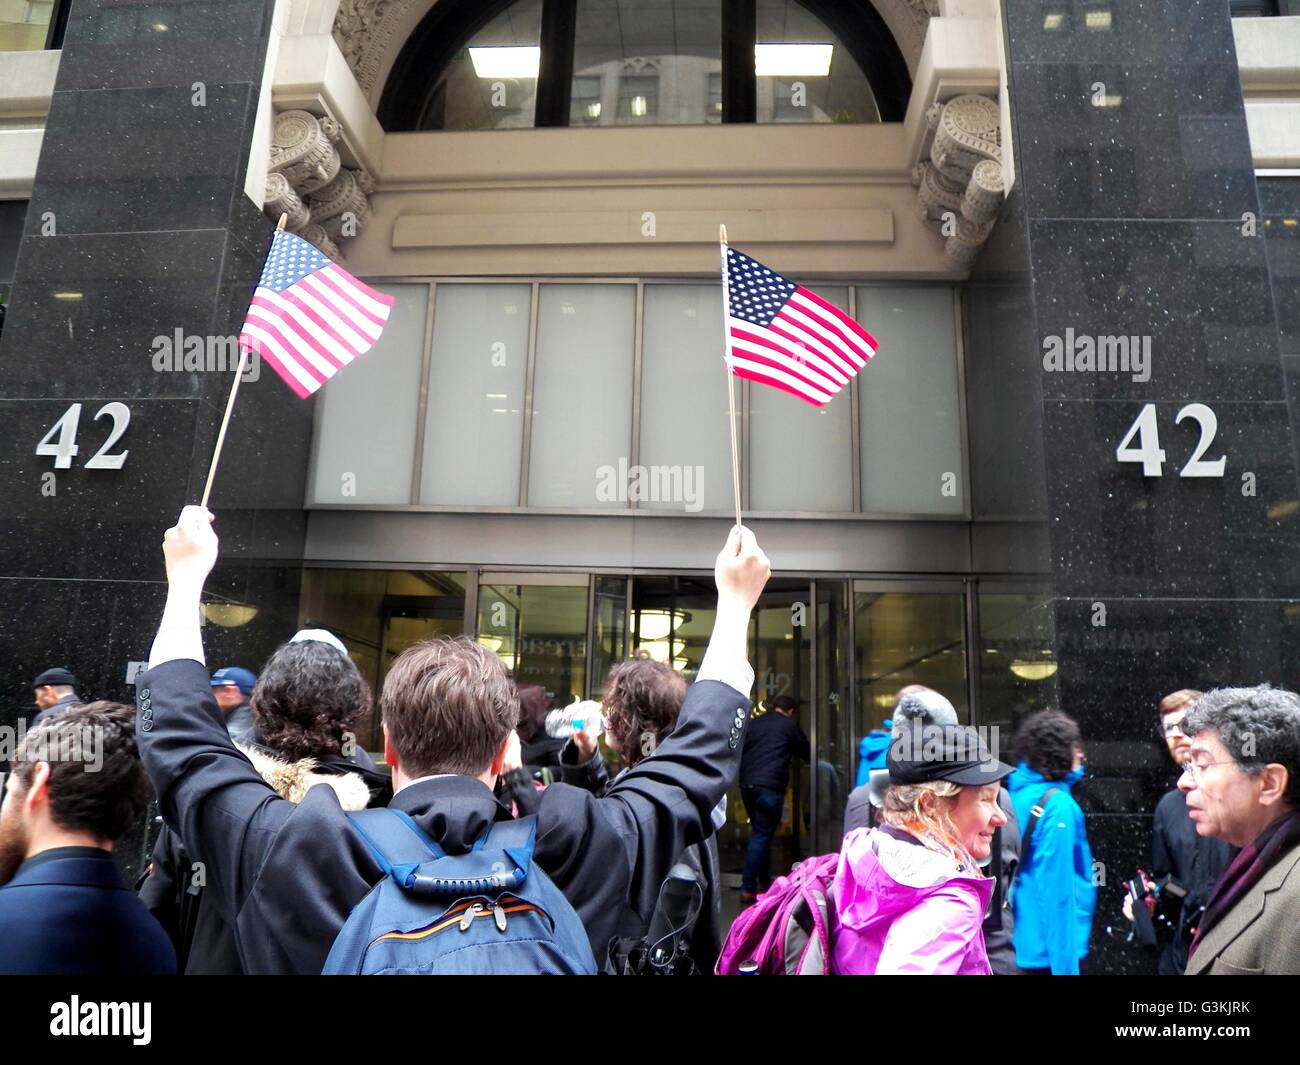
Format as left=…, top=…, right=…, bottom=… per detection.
left=1145, top=689, right=1236, bottom=974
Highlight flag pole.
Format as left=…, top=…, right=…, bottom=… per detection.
left=719, top=224, right=743, bottom=529
left=199, top=212, right=286, bottom=508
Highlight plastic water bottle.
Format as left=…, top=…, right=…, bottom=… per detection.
left=544, top=699, right=604, bottom=740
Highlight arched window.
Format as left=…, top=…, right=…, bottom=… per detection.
left=380, top=0, right=910, bottom=131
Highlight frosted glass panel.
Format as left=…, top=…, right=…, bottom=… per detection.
left=855, top=287, right=963, bottom=514
left=310, top=283, right=426, bottom=504
left=639, top=285, right=731, bottom=513
left=420, top=284, right=531, bottom=505
left=750, top=285, right=854, bottom=511
left=528, top=285, right=635, bottom=508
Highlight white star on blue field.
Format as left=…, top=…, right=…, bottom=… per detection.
left=258, top=231, right=334, bottom=293
left=727, top=247, right=797, bottom=327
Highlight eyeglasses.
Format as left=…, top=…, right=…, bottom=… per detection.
left=1180, top=759, right=1236, bottom=784
left=1162, top=721, right=1186, bottom=738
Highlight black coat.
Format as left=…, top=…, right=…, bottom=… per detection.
left=546, top=740, right=724, bottom=973
left=1152, top=785, right=1238, bottom=975
left=138, top=738, right=392, bottom=974
left=134, top=658, right=750, bottom=975
left=0, top=848, right=175, bottom=975
left=739, top=710, right=810, bottom=792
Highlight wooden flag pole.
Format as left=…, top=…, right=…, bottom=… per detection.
left=719, top=224, right=743, bottom=529
left=199, top=212, right=287, bottom=508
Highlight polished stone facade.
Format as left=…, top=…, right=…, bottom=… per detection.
left=0, top=1, right=311, bottom=883
left=984, top=0, right=1300, bottom=974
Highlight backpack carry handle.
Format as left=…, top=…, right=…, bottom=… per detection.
left=347, top=808, right=539, bottom=897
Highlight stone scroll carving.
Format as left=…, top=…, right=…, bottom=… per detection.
left=913, top=94, right=1004, bottom=268
left=261, top=110, right=373, bottom=260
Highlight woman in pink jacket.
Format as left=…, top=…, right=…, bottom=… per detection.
left=833, top=721, right=1012, bottom=974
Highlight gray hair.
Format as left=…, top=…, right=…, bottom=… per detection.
left=1183, top=685, right=1300, bottom=806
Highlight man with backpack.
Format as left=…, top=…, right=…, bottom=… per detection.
left=135, top=506, right=769, bottom=974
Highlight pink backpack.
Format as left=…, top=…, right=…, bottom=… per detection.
left=716, top=852, right=840, bottom=975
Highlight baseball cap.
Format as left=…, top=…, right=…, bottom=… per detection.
left=211, top=666, right=257, bottom=694
left=887, top=722, right=1013, bottom=788
left=33, top=667, right=78, bottom=689
left=289, top=628, right=348, bottom=656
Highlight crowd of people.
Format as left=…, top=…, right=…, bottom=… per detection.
left=1, top=505, right=1299, bottom=975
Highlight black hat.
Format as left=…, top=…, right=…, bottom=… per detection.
left=33, top=667, right=78, bottom=689
left=887, top=722, right=1013, bottom=788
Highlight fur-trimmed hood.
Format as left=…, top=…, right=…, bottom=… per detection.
left=237, top=744, right=372, bottom=810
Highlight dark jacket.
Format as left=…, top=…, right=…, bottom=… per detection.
left=138, top=739, right=391, bottom=974
left=0, top=847, right=176, bottom=975
left=739, top=710, right=810, bottom=793
left=134, top=658, right=750, bottom=975
left=982, top=787, right=1021, bottom=975
left=1152, top=785, right=1237, bottom=975
left=547, top=740, right=723, bottom=972
left=31, top=692, right=83, bottom=727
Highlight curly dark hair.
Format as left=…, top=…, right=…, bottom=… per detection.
left=603, top=659, right=687, bottom=769
left=1184, top=685, right=1300, bottom=807
left=12, top=701, right=153, bottom=842
left=1015, top=709, right=1082, bottom=781
left=250, top=640, right=372, bottom=760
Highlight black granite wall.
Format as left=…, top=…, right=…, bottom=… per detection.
left=984, top=0, right=1300, bottom=973
left=0, top=1, right=314, bottom=881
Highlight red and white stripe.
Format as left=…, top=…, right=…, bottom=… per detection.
left=240, top=263, right=395, bottom=399
left=727, top=287, right=878, bottom=407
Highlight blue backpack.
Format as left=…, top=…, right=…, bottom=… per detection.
left=322, top=809, right=597, bottom=975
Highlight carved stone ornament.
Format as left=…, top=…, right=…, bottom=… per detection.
left=913, top=94, right=1004, bottom=269
left=262, top=110, right=374, bottom=258
left=334, top=0, right=413, bottom=99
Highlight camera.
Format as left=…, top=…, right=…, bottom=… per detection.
left=1106, top=870, right=1193, bottom=949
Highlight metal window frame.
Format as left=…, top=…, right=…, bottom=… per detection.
left=308, top=275, right=972, bottom=522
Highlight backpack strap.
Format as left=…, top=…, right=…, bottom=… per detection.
left=1011, top=786, right=1061, bottom=899
left=347, top=808, right=445, bottom=888
left=476, top=815, right=538, bottom=881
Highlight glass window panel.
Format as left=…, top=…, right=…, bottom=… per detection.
left=572, top=0, right=722, bottom=126
left=977, top=591, right=1059, bottom=746
left=755, top=0, right=880, bottom=124
left=477, top=579, right=589, bottom=704
left=310, top=283, right=426, bottom=504
left=420, top=283, right=531, bottom=505
left=853, top=589, right=968, bottom=745
left=814, top=579, right=851, bottom=853
left=425, top=0, right=542, bottom=130
left=0, top=1, right=53, bottom=51
left=528, top=284, right=635, bottom=508
left=590, top=575, right=629, bottom=695
left=639, top=284, right=732, bottom=513
left=856, top=287, right=964, bottom=514
left=749, top=285, right=854, bottom=511
left=299, top=568, right=468, bottom=750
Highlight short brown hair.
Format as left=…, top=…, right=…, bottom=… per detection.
left=12, top=702, right=152, bottom=842
left=603, top=659, right=687, bottom=768
left=381, top=636, right=519, bottom=777
left=1159, top=689, right=1202, bottom=720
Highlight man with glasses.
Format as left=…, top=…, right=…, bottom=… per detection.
left=1145, top=690, right=1236, bottom=975
left=1178, top=686, right=1300, bottom=975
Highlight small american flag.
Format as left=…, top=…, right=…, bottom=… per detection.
left=239, top=230, right=395, bottom=398
left=724, top=246, right=878, bottom=407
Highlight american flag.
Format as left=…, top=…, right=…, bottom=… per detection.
left=239, top=230, right=395, bottom=399
left=724, top=246, right=878, bottom=407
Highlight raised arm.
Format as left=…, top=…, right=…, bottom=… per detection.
left=537, top=526, right=769, bottom=923
left=135, top=506, right=295, bottom=927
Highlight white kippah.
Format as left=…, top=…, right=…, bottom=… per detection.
left=289, top=628, right=349, bottom=655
